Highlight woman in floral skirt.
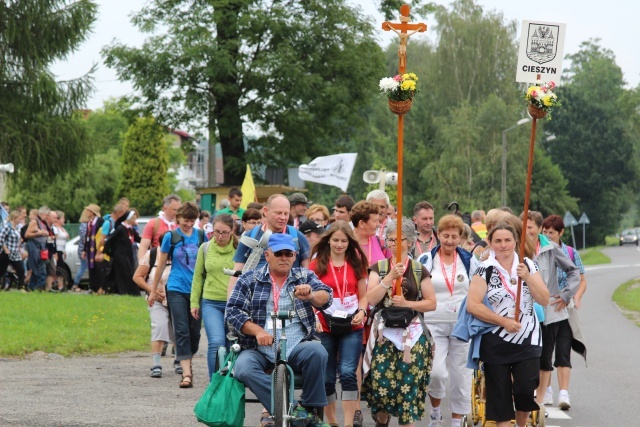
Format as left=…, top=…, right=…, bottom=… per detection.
left=362, top=218, right=437, bottom=427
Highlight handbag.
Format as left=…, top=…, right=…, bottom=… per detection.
left=380, top=307, right=417, bottom=328
left=39, top=249, right=49, bottom=261
left=194, top=350, right=245, bottom=427
left=323, top=312, right=354, bottom=335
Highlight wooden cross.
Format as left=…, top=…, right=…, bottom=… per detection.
left=382, top=4, right=427, bottom=73
left=382, top=5, right=427, bottom=296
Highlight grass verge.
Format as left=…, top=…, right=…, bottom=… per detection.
left=0, top=292, right=150, bottom=358
left=613, top=278, right=640, bottom=327
left=579, top=248, right=611, bottom=265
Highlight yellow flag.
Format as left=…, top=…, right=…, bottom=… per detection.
left=240, top=164, right=256, bottom=209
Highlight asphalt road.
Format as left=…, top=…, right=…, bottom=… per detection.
left=1, top=246, right=640, bottom=426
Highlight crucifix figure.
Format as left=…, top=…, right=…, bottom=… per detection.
left=382, top=4, right=427, bottom=72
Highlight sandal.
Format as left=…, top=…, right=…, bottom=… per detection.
left=260, top=410, right=274, bottom=427
left=179, top=374, right=193, bottom=388
left=373, top=413, right=390, bottom=427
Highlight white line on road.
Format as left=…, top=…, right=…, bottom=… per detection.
left=545, top=407, right=572, bottom=419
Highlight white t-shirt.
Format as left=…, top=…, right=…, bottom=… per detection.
left=139, top=251, right=172, bottom=306
left=424, top=252, right=470, bottom=323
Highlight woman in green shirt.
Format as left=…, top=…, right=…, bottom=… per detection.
left=190, top=214, right=238, bottom=379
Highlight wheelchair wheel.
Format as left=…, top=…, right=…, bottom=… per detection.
left=273, top=364, right=289, bottom=427
left=530, top=407, right=546, bottom=427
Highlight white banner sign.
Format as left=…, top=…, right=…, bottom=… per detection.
left=516, top=20, right=566, bottom=84
left=298, top=153, right=357, bottom=192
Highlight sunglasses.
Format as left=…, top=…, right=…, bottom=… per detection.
left=272, top=250, right=295, bottom=258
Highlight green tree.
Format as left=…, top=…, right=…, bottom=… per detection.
left=546, top=40, right=638, bottom=243
left=7, top=149, right=121, bottom=222
left=0, top=0, right=97, bottom=177
left=118, top=117, right=170, bottom=215
left=103, top=0, right=384, bottom=185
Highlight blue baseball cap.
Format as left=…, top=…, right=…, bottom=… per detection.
left=268, top=233, right=296, bottom=252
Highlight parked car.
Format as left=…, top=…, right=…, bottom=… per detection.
left=58, top=217, right=152, bottom=289
left=619, top=229, right=639, bottom=246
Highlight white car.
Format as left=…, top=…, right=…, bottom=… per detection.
left=59, top=217, right=152, bottom=288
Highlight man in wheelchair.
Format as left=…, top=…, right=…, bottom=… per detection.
left=226, top=233, right=333, bottom=426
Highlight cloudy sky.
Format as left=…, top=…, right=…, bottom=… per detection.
left=52, top=0, right=640, bottom=111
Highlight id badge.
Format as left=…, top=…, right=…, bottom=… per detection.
left=445, top=302, right=457, bottom=314
left=342, top=294, right=358, bottom=311
left=507, top=306, right=516, bottom=319
left=333, top=310, right=348, bottom=319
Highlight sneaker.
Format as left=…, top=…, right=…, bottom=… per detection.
left=174, top=360, right=183, bottom=375
left=150, top=365, right=162, bottom=378
left=290, top=406, right=309, bottom=427
left=542, top=388, right=554, bottom=406
left=353, top=410, right=363, bottom=427
left=428, top=413, right=443, bottom=427
left=558, top=391, right=571, bottom=410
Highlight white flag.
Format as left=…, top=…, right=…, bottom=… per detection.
left=298, top=153, right=357, bottom=192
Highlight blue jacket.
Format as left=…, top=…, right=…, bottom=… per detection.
left=452, top=295, right=495, bottom=369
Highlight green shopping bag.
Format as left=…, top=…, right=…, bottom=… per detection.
left=194, top=350, right=245, bottom=427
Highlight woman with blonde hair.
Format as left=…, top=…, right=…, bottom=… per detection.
left=417, top=215, right=474, bottom=427
left=306, top=204, right=331, bottom=227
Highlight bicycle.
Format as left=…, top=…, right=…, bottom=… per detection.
left=219, top=309, right=306, bottom=427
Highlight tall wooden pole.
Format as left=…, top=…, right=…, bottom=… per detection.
left=515, top=74, right=542, bottom=319
left=382, top=4, right=426, bottom=295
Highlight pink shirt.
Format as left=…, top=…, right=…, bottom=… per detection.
left=141, top=218, right=176, bottom=248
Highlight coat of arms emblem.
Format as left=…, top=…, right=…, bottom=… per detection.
left=526, top=24, right=560, bottom=64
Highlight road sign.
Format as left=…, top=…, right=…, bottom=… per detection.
left=516, top=20, right=566, bottom=84
left=578, top=212, right=590, bottom=225
left=564, top=211, right=578, bottom=227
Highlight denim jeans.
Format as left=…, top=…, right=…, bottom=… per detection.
left=201, top=299, right=229, bottom=379
left=318, top=329, right=363, bottom=401
left=167, top=290, right=201, bottom=361
left=26, top=240, right=46, bottom=291
left=74, top=257, right=88, bottom=286
left=234, top=340, right=328, bottom=411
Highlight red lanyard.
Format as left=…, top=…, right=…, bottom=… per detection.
left=438, top=249, right=457, bottom=296
left=329, top=259, right=349, bottom=303
left=263, top=223, right=287, bottom=233
left=496, top=269, right=517, bottom=300
left=270, top=274, right=286, bottom=313
left=415, top=236, right=435, bottom=255
left=366, top=236, right=373, bottom=264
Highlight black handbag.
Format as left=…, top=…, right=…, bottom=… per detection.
left=380, top=307, right=417, bottom=328
left=323, top=312, right=353, bottom=335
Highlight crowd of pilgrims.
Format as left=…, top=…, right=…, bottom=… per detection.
left=0, top=187, right=586, bottom=427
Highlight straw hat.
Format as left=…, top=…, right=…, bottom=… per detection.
left=84, top=204, right=101, bottom=217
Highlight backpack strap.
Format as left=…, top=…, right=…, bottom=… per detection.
left=286, top=225, right=300, bottom=251
left=145, top=247, right=158, bottom=282
left=200, top=240, right=211, bottom=280
left=168, top=230, right=183, bottom=260
left=567, top=245, right=575, bottom=263
left=152, top=218, right=161, bottom=247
